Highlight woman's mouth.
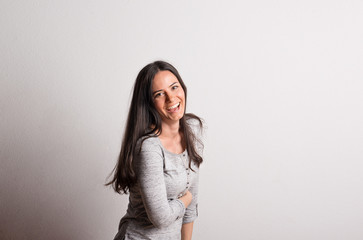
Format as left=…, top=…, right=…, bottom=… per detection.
left=166, top=103, right=180, bottom=113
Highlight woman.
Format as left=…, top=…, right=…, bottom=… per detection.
left=107, top=61, right=204, bottom=240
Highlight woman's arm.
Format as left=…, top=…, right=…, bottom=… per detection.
left=181, top=221, right=194, bottom=240
left=137, top=145, right=186, bottom=228
left=180, top=165, right=199, bottom=239
left=182, top=166, right=199, bottom=224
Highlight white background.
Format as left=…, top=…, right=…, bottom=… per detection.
left=1, top=0, right=363, bottom=239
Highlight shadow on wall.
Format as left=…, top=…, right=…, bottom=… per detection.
left=0, top=138, right=123, bottom=240
left=0, top=48, right=125, bottom=239
left=0, top=164, right=84, bottom=239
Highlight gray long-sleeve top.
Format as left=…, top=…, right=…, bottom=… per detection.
left=114, top=122, right=202, bottom=240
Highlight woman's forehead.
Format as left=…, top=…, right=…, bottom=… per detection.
left=152, top=71, right=179, bottom=90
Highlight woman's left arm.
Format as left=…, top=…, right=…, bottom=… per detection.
left=181, top=166, right=199, bottom=239
left=181, top=221, right=194, bottom=240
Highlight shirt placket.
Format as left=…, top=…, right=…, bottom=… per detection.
left=183, top=153, right=190, bottom=190
left=177, top=152, right=190, bottom=198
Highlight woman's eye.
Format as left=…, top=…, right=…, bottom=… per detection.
left=172, top=85, right=178, bottom=90
left=154, top=92, right=164, bottom=98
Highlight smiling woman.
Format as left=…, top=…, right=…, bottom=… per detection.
left=106, top=61, right=204, bottom=240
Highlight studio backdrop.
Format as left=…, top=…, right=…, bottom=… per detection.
left=1, top=0, right=363, bottom=239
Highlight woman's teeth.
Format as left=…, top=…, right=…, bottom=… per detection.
left=167, top=103, right=180, bottom=110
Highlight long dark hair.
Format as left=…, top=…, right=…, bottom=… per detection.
left=106, top=61, right=203, bottom=194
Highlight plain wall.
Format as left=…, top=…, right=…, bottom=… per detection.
left=1, top=0, right=363, bottom=239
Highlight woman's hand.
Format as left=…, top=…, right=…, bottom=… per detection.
left=179, top=190, right=193, bottom=208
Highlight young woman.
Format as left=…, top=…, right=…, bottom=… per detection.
left=107, top=61, right=204, bottom=240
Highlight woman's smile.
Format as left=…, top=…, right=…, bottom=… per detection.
left=166, top=102, right=180, bottom=112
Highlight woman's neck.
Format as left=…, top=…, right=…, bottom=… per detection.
left=159, top=120, right=185, bottom=154
left=160, top=121, right=180, bottom=139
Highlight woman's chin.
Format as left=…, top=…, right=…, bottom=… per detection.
left=162, top=114, right=184, bottom=123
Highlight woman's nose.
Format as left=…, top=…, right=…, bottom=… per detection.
left=165, top=92, right=174, bottom=102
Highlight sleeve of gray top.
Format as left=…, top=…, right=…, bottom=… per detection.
left=183, top=168, right=199, bottom=224
left=136, top=144, right=186, bottom=228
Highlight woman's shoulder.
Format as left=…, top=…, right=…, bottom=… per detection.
left=134, top=136, right=164, bottom=169
left=185, top=114, right=204, bottom=135
left=137, top=135, right=162, bottom=153
left=185, top=114, right=205, bottom=156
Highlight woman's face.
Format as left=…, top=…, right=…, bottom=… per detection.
left=151, top=70, right=185, bottom=124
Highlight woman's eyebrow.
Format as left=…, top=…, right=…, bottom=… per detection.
left=153, top=89, right=162, bottom=95
left=169, top=82, right=178, bottom=87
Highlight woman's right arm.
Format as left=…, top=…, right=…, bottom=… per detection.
left=137, top=145, right=189, bottom=228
